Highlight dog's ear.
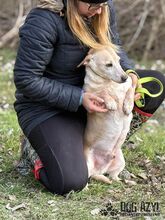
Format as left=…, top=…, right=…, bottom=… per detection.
left=77, top=54, right=93, bottom=68
left=88, top=48, right=95, bottom=55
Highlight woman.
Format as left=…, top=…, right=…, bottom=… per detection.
left=14, top=0, right=165, bottom=195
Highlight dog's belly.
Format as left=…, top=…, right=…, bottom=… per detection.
left=85, top=112, right=132, bottom=177
left=85, top=111, right=131, bottom=149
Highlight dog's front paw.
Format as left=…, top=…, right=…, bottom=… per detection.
left=105, top=100, right=117, bottom=111
left=123, top=102, right=133, bottom=115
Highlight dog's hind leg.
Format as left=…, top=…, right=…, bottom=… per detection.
left=107, top=123, right=127, bottom=181
left=91, top=174, right=112, bottom=184
left=107, top=148, right=125, bottom=181
left=107, top=113, right=133, bottom=180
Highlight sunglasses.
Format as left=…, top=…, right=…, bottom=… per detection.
left=87, top=2, right=108, bottom=11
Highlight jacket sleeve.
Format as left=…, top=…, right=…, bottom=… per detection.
left=108, top=0, right=134, bottom=71
left=14, top=9, right=82, bottom=112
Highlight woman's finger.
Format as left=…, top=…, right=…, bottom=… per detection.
left=89, top=107, right=108, bottom=113
left=129, top=73, right=138, bottom=88
left=90, top=94, right=105, bottom=104
left=134, top=93, right=141, bottom=101
left=89, top=102, right=108, bottom=113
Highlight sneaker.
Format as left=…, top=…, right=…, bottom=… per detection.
left=16, top=136, right=40, bottom=176
left=32, top=159, right=44, bottom=180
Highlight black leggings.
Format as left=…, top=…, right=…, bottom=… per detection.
left=28, top=107, right=88, bottom=195
left=28, top=70, right=165, bottom=195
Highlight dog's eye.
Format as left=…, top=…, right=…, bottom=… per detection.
left=106, top=63, right=113, bottom=67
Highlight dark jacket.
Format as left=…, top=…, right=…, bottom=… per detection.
left=14, top=0, right=133, bottom=137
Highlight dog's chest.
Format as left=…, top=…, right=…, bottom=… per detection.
left=84, top=77, right=133, bottom=150
left=108, top=80, right=131, bottom=100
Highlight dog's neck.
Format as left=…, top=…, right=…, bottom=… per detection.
left=84, top=66, right=107, bottom=91
left=87, top=65, right=107, bottom=80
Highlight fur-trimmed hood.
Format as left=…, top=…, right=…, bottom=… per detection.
left=38, top=0, right=66, bottom=12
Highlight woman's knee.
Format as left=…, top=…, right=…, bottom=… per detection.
left=47, top=167, right=88, bottom=195
left=63, top=170, right=88, bottom=194
left=62, top=158, right=88, bottom=194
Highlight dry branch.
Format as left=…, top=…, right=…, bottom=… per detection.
left=142, top=13, right=163, bottom=61
left=119, top=0, right=143, bottom=16
left=126, top=0, right=151, bottom=51
left=0, top=0, right=164, bottom=60
left=115, top=0, right=165, bottom=60
left=0, top=0, right=24, bottom=48
left=160, top=0, right=165, bottom=18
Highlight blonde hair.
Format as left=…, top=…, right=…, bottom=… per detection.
left=67, top=0, right=116, bottom=50
left=38, top=0, right=117, bottom=50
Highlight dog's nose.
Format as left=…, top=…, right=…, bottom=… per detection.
left=121, top=75, right=128, bottom=82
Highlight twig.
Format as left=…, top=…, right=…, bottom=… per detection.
left=0, top=0, right=24, bottom=48
left=119, top=0, right=143, bottom=16
left=126, top=0, right=151, bottom=52
left=142, top=13, right=163, bottom=61
left=160, top=0, right=165, bottom=19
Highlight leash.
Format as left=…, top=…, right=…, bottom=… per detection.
left=135, top=77, right=164, bottom=108
left=87, top=68, right=164, bottom=108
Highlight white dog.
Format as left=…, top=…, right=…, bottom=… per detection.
left=82, top=47, right=135, bottom=184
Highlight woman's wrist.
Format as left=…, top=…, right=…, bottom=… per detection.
left=79, top=89, right=84, bottom=106
left=126, top=69, right=140, bottom=79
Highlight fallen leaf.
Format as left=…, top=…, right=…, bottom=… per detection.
left=124, top=179, right=137, bottom=186
left=143, top=159, right=151, bottom=165
left=91, top=208, right=100, bottom=215
left=8, top=195, right=16, bottom=201
left=52, top=208, right=59, bottom=213
left=134, top=135, right=143, bottom=142
left=47, top=200, right=55, bottom=205
left=11, top=203, right=26, bottom=212
left=65, top=190, right=75, bottom=199
left=137, top=173, right=148, bottom=180
left=156, top=155, right=165, bottom=161
left=6, top=203, right=26, bottom=212
left=130, top=173, right=137, bottom=179
left=6, top=203, right=12, bottom=210
left=3, top=103, right=9, bottom=109
left=150, top=175, right=159, bottom=185
left=107, top=189, right=115, bottom=194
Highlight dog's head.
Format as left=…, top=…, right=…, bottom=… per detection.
left=78, top=47, right=128, bottom=83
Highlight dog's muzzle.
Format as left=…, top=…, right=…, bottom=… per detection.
left=121, top=75, right=128, bottom=83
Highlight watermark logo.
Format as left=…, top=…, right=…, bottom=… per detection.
left=100, top=201, right=160, bottom=218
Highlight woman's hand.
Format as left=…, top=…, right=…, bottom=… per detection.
left=129, top=73, right=142, bottom=101
left=82, top=92, right=108, bottom=113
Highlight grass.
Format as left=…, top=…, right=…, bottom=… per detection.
left=0, top=49, right=165, bottom=220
